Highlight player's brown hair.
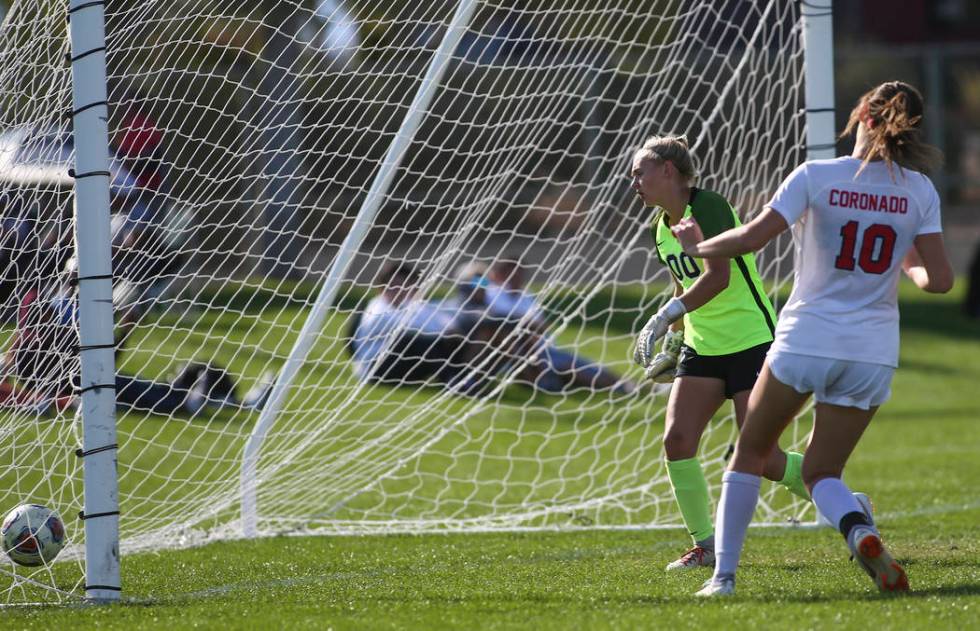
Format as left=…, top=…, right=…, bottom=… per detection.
left=842, top=81, right=943, bottom=176
left=635, top=134, right=697, bottom=182
left=379, top=261, right=420, bottom=286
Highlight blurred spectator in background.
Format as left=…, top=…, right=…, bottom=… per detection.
left=110, top=92, right=183, bottom=342
left=1, top=211, right=72, bottom=324
left=458, top=256, right=636, bottom=396
left=0, top=250, right=268, bottom=416
left=113, top=93, right=168, bottom=210
left=0, top=193, right=36, bottom=322
left=300, top=0, right=360, bottom=66
left=965, top=240, right=980, bottom=318
left=350, top=261, right=483, bottom=392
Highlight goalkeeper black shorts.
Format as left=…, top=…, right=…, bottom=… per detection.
left=675, top=341, right=771, bottom=399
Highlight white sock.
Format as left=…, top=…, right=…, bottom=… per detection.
left=811, top=477, right=862, bottom=533
left=713, top=470, right=761, bottom=581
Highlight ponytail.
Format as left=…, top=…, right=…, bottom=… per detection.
left=842, top=81, right=942, bottom=176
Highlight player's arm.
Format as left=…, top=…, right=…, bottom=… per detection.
left=677, top=250, right=729, bottom=312
left=902, top=232, right=954, bottom=294
left=636, top=197, right=747, bottom=367
left=674, top=194, right=745, bottom=310
left=669, top=279, right=684, bottom=333
left=673, top=207, right=789, bottom=258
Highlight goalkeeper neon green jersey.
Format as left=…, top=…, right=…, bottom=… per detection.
left=652, top=188, right=776, bottom=356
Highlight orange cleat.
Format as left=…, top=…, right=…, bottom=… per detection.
left=849, top=526, right=910, bottom=593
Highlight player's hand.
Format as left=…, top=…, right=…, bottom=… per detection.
left=632, top=298, right=687, bottom=367
left=901, top=247, right=924, bottom=276
left=671, top=217, right=704, bottom=255
left=644, top=329, right=684, bottom=382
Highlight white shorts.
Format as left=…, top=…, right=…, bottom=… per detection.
left=767, top=351, right=894, bottom=410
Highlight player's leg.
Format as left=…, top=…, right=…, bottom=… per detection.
left=697, top=360, right=809, bottom=595
left=806, top=403, right=906, bottom=591
left=663, top=374, right=726, bottom=571
left=804, top=360, right=907, bottom=592
left=731, top=390, right=806, bottom=498
left=543, top=344, right=635, bottom=394
left=374, top=334, right=448, bottom=385
left=115, top=374, right=198, bottom=414
left=726, top=343, right=809, bottom=500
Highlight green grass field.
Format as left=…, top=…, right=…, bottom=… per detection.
left=2, top=283, right=979, bottom=629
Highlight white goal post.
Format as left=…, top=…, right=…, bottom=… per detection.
left=0, top=0, right=834, bottom=604
left=68, top=0, right=121, bottom=603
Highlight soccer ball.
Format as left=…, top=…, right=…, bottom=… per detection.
left=1, top=504, right=67, bottom=566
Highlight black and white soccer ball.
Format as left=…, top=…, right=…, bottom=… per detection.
left=1, top=504, right=66, bottom=566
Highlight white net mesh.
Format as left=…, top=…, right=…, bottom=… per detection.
left=0, top=0, right=812, bottom=602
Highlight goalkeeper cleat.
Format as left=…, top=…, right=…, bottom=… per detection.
left=695, top=576, right=734, bottom=597
left=847, top=526, right=909, bottom=593
left=665, top=546, right=715, bottom=571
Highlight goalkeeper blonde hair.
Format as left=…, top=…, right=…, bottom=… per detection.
left=634, top=134, right=697, bottom=183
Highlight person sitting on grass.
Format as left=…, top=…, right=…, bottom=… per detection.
left=350, top=261, right=484, bottom=393
left=0, top=259, right=270, bottom=416
left=470, top=256, right=636, bottom=395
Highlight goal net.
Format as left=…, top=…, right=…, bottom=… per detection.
left=0, top=0, right=814, bottom=602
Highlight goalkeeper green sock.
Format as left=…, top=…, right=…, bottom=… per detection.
left=666, top=457, right=714, bottom=545
left=780, top=451, right=810, bottom=500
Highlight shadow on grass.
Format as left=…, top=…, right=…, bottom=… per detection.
left=895, top=358, right=960, bottom=375
left=876, top=405, right=978, bottom=420
left=762, top=582, right=980, bottom=604
left=899, top=296, right=980, bottom=341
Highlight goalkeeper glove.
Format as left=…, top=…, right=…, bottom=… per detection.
left=645, top=329, right=684, bottom=383
left=632, top=297, right=687, bottom=368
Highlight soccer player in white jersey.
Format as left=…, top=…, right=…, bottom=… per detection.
left=672, top=81, right=954, bottom=596
left=483, top=258, right=631, bottom=394
left=353, top=262, right=469, bottom=387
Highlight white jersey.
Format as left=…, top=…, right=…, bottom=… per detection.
left=767, top=157, right=942, bottom=367
left=352, top=294, right=456, bottom=379
left=484, top=283, right=544, bottom=325
left=483, top=282, right=558, bottom=347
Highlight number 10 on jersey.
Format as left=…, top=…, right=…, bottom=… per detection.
left=834, top=221, right=897, bottom=274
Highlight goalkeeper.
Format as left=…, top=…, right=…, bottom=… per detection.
left=630, top=135, right=809, bottom=571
